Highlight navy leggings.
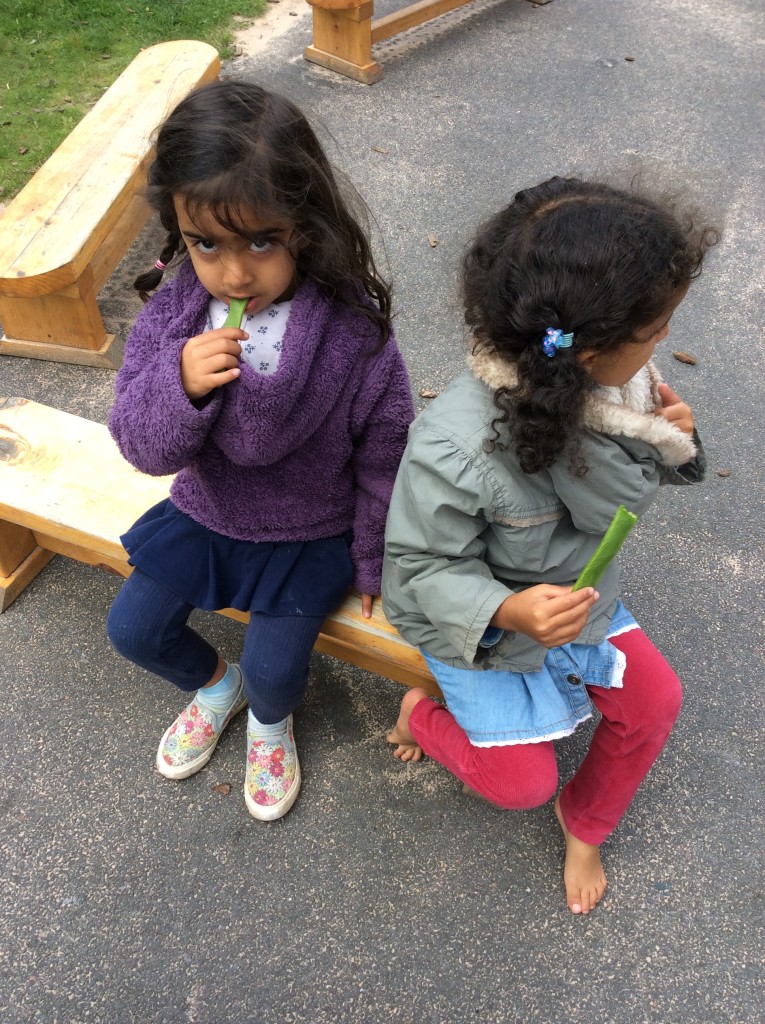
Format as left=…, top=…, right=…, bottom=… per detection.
left=106, top=569, right=325, bottom=724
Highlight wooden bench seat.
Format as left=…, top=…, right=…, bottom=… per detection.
left=303, top=0, right=552, bottom=84
left=0, top=41, right=220, bottom=368
left=0, top=397, right=438, bottom=695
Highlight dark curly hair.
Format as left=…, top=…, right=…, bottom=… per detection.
left=463, top=176, right=719, bottom=474
left=134, top=79, right=392, bottom=346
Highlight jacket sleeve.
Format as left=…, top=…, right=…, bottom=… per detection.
left=548, top=431, right=663, bottom=534
left=108, top=273, right=223, bottom=476
left=383, top=426, right=513, bottom=662
left=658, top=428, right=707, bottom=485
left=348, top=343, right=415, bottom=595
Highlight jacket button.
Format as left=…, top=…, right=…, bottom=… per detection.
left=567, top=673, right=582, bottom=686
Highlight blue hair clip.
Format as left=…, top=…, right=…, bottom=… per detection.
left=542, top=327, right=574, bottom=358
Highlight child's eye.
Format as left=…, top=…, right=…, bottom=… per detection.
left=195, top=239, right=218, bottom=255
left=249, top=238, right=275, bottom=254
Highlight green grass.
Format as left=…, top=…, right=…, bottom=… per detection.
left=0, top=0, right=267, bottom=199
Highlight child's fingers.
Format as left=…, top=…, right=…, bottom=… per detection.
left=191, top=327, right=249, bottom=345
left=201, top=365, right=241, bottom=390
left=184, top=333, right=245, bottom=369
left=196, top=337, right=244, bottom=361
left=544, top=586, right=599, bottom=614
left=528, top=587, right=598, bottom=647
left=655, top=400, right=694, bottom=436
left=494, top=585, right=598, bottom=644
left=657, top=381, right=682, bottom=407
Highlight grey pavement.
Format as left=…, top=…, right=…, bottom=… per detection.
left=1, top=1, right=763, bottom=1021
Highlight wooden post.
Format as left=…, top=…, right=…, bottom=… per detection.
left=304, top=0, right=383, bottom=84
left=0, top=521, right=54, bottom=612
left=0, top=265, right=121, bottom=367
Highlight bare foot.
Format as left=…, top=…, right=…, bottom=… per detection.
left=386, top=687, right=429, bottom=762
left=554, top=796, right=608, bottom=915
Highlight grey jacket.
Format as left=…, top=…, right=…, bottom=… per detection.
left=381, top=351, right=704, bottom=672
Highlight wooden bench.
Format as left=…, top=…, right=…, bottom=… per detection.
left=0, top=41, right=220, bottom=369
left=303, top=0, right=552, bottom=84
left=0, top=398, right=439, bottom=695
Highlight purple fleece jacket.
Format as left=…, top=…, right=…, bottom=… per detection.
left=109, top=260, right=414, bottom=594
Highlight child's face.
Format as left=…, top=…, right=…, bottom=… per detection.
left=578, top=286, right=689, bottom=387
left=174, top=197, right=298, bottom=313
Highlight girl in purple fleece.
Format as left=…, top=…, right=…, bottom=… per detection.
left=106, top=80, right=414, bottom=820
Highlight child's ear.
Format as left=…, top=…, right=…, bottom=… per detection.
left=576, top=348, right=599, bottom=370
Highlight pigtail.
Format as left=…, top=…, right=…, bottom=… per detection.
left=501, top=338, right=592, bottom=476
left=133, top=224, right=183, bottom=302
left=478, top=332, right=593, bottom=476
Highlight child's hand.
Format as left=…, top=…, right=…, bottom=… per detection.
left=655, top=382, right=694, bottom=436
left=180, top=328, right=245, bottom=401
left=491, top=585, right=599, bottom=648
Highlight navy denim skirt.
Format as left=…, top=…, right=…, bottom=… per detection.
left=121, top=499, right=354, bottom=616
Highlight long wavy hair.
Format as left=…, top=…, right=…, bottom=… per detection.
left=463, top=176, right=718, bottom=474
left=134, top=79, right=392, bottom=346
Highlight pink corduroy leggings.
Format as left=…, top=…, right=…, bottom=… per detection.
left=408, top=629, right=682, bottom=846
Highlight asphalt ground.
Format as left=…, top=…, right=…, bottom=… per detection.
left=1, top=1, right=763, bottom=1021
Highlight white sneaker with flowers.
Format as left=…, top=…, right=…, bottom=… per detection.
left=244, top=711, right=301, bottom=820
left=156, top=668, right=248, bottom=780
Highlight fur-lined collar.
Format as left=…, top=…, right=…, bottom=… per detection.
left=467, top=349, right=696, bottom=466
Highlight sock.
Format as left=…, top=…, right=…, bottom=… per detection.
left=196, top=663, right=240, bottom=713
left=248, top=709, right=289, bottom=739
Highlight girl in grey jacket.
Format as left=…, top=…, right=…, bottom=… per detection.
left=382, top=177, right=717, bottom=915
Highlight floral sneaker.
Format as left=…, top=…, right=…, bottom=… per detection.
left=156, top=670, right=248, bottom=780
left=244, top=713, right=301, bottom=821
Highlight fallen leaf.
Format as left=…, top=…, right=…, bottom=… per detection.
left=371, top=145, right=388, bottom=154
left=18, top=146, right=28, bottom=154
left=673, top=351, right=697, bottom=365
left=212, top=783, right=232, bottom=795
left=716, top=468, right=731, bottom=478
left=428, top=234, right=438, bottom=248
left=419, top=388, right=439, bottom=399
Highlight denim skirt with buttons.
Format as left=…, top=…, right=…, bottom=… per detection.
left=421, top=601, right=639, bottom=746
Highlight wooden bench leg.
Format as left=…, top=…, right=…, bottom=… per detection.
left=0, top=521, right=55, bottom=612
left=0, top=265, right=123, bottom=368
left=304, top=0, right=383, bottom=84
